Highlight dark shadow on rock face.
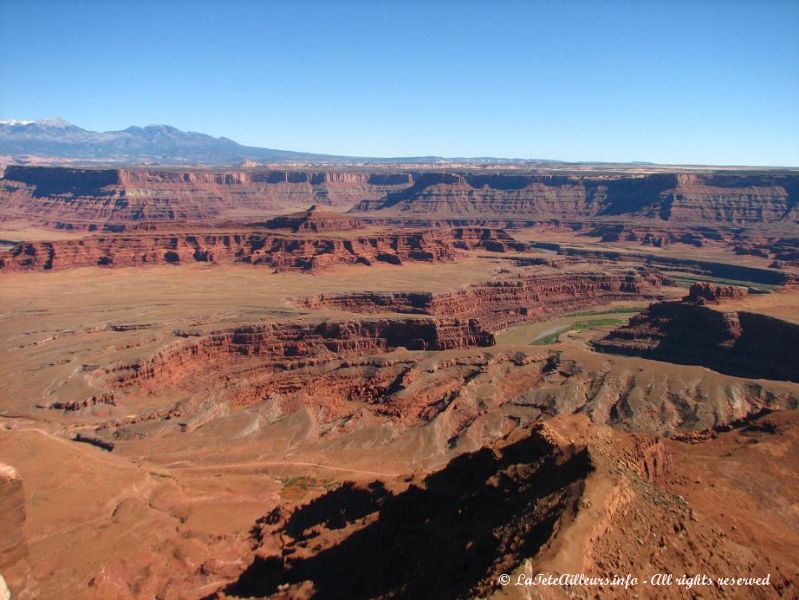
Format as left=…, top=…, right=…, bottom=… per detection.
left=595, top=302, right=799, bottom=384
left=600, top=174, right=676, bottom=217
left=222, top=429, right=591, bottom=599
left=284, top=481, right=391, bottom=538
left=6, top=166, right=121, bottom=197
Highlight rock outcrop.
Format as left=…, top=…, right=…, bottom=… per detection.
left=100, top=338, right=799, bottom=445
left=0, top=464, right=33, bottom=599
left=296, top=269, right=664, bottom=331
left=587, top=222, right=723, bottom=247
left=224, top=417, right=592, bottom=599
left=594, top=294, right=799, bottom=382
left=218, top=412, right=799, bottom=599
left=0, top=227, right=513, bottom=273
left=107, top=317, right=495, bottom=393
left=4, top=165, right=799, bottom=600
left=684, top=281, right=747, bottom=304
left=261, top=205, right=364, bottom=232
left=534, top=242, right=792, bottom=285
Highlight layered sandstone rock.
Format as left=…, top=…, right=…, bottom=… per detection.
left=584, top=223, right=799, bottom=263
left=99, top=333, right=799, bottom=445
left=0, top=166, right=413, bottom=228
left=769, top=237, right=799, bottom=267
left=351, top=172, right=799, bottom=225
left=684, top=281, right=747, bottom=304
left=587, top=223, right=726, bottom=247
left=538, top=242, right=792, bottom=286
left=261, top=205, right=364, bottom=232
left=107, top=317, right=495, bottom=393
left=506, top=225, right=799, bottom=272
left=594, top=297, right=799, bottom=382
left=296, top=269, right=664, bottom=331
left=0, top=227, right=513, bottom=273
left=3, top=167, right=797, bottom=230
left=0, top=464, right=33, bottom=599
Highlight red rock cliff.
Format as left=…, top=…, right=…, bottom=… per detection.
left=0, top=166, right=414, bottom=228
left=296, top=269, right=664, bottom=331
left=594, top=298, right=799, bottom=383
left=0, top=464, right=34, bottom=599
left=350, top=172, right=799, bottom=225
left=107, top=317, right=495, bottom=391
left=684, top=281, right=747, bottom=304
left=3, top=167, right=797, bottom=229
left=0, top=227, right=514, bottom=273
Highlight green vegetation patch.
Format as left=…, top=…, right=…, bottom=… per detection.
left=565, top=306, right=646, bottom=317
left=532, top=331, right=563, bottom=345
left=532, top=317, right=624, bottom=345
left=280, top=475, right=318, bottom=491
left=571, top=317, right=625, bottom=330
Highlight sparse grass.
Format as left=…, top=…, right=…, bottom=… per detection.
left=280, top=475, right=317, bottom=490
left=565, top=306, right=646, bottom=317
left=667, top=273, right=779, bottom=292
left=532, top=331, right=562, bottom=345
left=571, top=318, right=625, bottom=330
left=279, top=475, right=337, bottom=491
left=278, top=475, right=337, bottom=500
left=531, top=317, right=624, bottom=345
left=497, top=306, right=641, bottom=347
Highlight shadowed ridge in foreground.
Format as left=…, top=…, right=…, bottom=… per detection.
left=219, top=423, right=591, bottom=599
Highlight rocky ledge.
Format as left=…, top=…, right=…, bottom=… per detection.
left=260, top=205, right=365, bottom=232
left=0, top=227, right=516, bottom=273
left=0, top=464, right=34, bottom=599
left=106, top=317, right=494, bottom=393
left=594, top=285, right=799, bottom=382
left=684, top=281, right=747, bottom=304
left=296, top=269, right=665, bottom=331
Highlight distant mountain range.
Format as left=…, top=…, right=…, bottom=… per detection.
left=0, top=118, right=651, bottom=167
left=0, top=118, right=353, bottom=165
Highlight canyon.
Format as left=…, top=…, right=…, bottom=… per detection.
left=0, top=164, right=798, bottom=599
left=294, top=269, right=664, bottom=330
left=1, top=166, right=797, bottom=229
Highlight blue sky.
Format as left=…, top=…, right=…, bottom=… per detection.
left=1, top=0, right=797, bottom=165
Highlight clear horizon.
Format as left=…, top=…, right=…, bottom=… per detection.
left=1, top=0, right=798, bottom=166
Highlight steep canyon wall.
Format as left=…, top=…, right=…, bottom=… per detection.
left=594, top=298, right=799, bottom=382
left=2, top=167, right=797, bottom=229
left=296, top=269, right=664, bottom=331
left=0, top=227, right=515, bottom=272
